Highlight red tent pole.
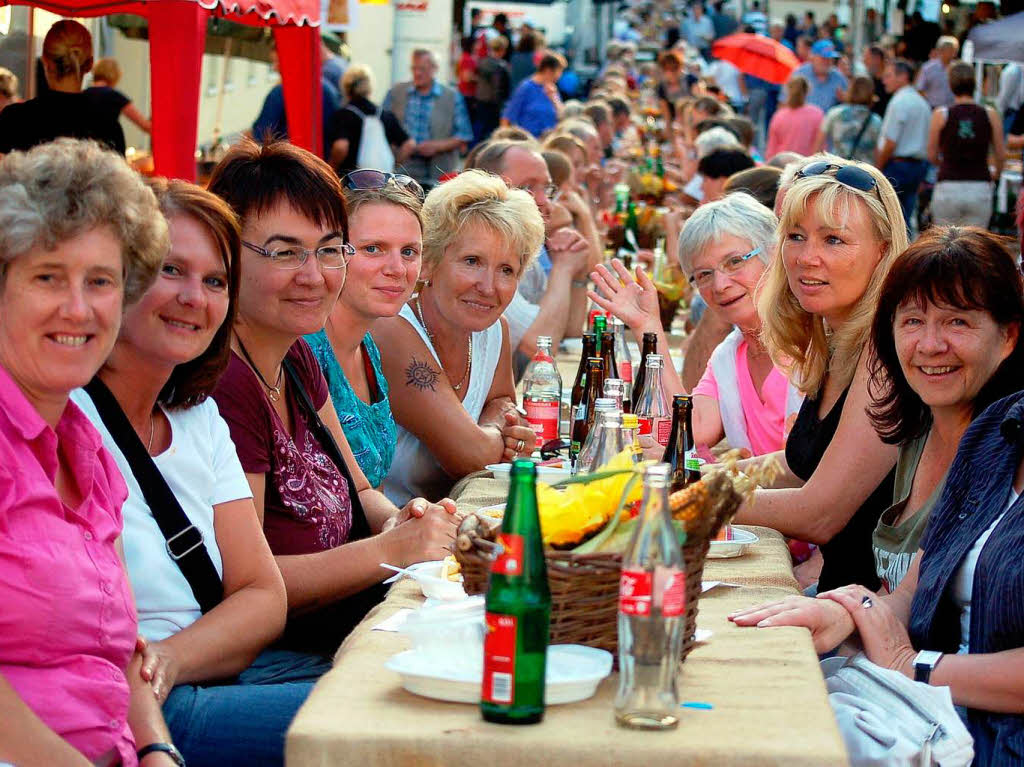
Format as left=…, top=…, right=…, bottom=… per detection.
left=273, top=24, right=321, bottom=156
left=148, top=0, right=207, bottom=180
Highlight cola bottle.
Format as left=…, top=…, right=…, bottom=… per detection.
left=522, top=335, right=562, bottom=449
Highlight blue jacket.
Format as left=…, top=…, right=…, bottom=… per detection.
left=909, top=391, right=1024, bottom=766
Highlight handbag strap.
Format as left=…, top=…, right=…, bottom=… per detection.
left=83, top=377, right=223, bottom=613
left=282, top=358, right=371, bottom=541
left=846, top=109, right=874, bottom=160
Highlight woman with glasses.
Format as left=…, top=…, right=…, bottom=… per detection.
left=304, top=171, right=424, bottom=488
left=207, top=140, right=458, bottom=658
left=590, top=192, right=801, bottom=457
left=731, top=156, right=908, bottom=594
left=374, top=170, right=544, bottom=506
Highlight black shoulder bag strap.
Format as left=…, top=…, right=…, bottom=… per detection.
left=282, top=358, right=371, bottom=540
left=846, top=110, right=875, bottom=161
left=83, top=377, right=223, bottom=613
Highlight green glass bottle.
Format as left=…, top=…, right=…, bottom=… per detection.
left=482, top=460, right=552, bottom=724
left=593, top=314, right=607, bottom=353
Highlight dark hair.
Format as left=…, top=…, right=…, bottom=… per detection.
left=847, top=75, right=876, bottom=106
left=207, top=138, right=348, bottom=241
left=537, top=52, right=566, bottom=73
left=868, top=226, right=1024, bottom=444
left=148, top=178, right=242, bottom=410
left=725, top=115, right=754, bottom=147
left=493, top=12, right=508, bottom=26
left=891, top=57, right=916, bottom=83
left=461, top=36, right=474, bottom=54
left=723, top=165, right=782, bottom=210
left=867, top=44, right=887, bottom=62
left=692, top=95, right=724, bottom=116
left=606, top=96, right=631, bottom=117
left=698, top=148, right=754, bottom=180
left=947, top=61, right=975, bottom=96
left=516, top=31, right=537, bottom=54
left=584, top=101, right=610, bottom=127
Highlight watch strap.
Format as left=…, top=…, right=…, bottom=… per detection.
left=137, top=742, right=186, bottom=766
left=913, top=650, right=943, bottom=684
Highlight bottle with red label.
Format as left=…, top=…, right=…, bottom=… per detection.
left=609, top=318, right=633, bottom=409
left=615, top=462, right=684, bottom=729
left=482, top=459, right=551, bottom=724
left=521, top=335, right=562, bottom=449
left=631, top=332, right=658, bottom=412
left=633, top=353, right=672, bottom=447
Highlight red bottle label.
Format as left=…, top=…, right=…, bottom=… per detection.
left=482, top=612, right=518, bottom=704
left=656, top=417, right=672, bottom=446
left=637, top=416, right=653, bottom=436
left=617, top=360, right=633, bottom=383
left=524, top=400, right=559, bottom=447
left=491, top=533, right=524, bottom=576
left=619, top=569, right=653, bottom=616
left=659, top=568, right=686, bottom=617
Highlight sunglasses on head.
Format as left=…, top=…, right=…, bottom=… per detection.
left=342, top=169, right=425, bottom=200
left=794, top=161, right=883, bottom=202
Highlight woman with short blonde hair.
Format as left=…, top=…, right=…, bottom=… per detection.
left=734, top=155, right=907, bottom=593
left=375, top=169, right=543, bottom=505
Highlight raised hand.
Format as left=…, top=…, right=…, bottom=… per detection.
left=588, top=258, right=660, bottom=334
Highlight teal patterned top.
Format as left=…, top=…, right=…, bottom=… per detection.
left=303, top=329, right=396, bottom=488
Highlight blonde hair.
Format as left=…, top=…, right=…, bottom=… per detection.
left=341, top=63, right=374, bottom=100
left=91, top=57, right=122, bottom=87
left=757, top=154, right=908, bottom=396
left=0, top=138, right=168, bottom=304
left=43, top=20, right=93, bottom=82
left=785, top=75, right=809, bottom=108
left=344, top=183, right=423, bottom=229
left=421, top=170, right=544, bottom=273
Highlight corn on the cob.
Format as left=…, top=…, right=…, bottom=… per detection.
left=669, top=480, right=710, bottom=535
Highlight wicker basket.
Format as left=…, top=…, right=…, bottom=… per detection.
left=457, top=538, right=711, bottom=662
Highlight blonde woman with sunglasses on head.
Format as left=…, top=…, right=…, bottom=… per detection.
left=732, top=155, right=908, bottom=594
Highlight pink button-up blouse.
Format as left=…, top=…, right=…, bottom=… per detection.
left=0, top=364, right=138, bottom=767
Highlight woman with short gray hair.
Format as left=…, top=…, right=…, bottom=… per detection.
left=590, top=192, right=801, bottom=455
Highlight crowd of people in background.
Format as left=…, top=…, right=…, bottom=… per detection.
left=3, top=3, right=1024, bottom=767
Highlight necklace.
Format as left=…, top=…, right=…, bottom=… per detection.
left=413, top=296, right=473, bottom=391
left=235, top=334, right=283, bottom=401
left=148, top=412, right=156, bottom=453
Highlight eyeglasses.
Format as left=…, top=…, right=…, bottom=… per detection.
left=242, top=240, right=354, bottom=270
left=688, top=247, right=762, bottom=288
left=517, top=182, right=558, bottom=201
left=342, top=169, right=425, bottom=200
left=794, top=161, right=883, bottom=202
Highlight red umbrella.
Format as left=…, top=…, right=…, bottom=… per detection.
left=711, top=33, right=799, bottom=86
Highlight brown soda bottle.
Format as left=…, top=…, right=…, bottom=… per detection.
left=569, top=333, right=597, bottom=434
left=569, top=357, right=605, bottom=471
left=662, top=395, right=701, bottom=491
left=631, top=332, right=658, bottom=412
left=600, top=329, right=618, bottom=400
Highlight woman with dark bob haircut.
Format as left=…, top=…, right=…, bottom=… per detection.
left=71, top=179, right=327, bottom=767
left=733, top=227, right=1024, bottom=766
left=207, top=139, right=458, bottom=659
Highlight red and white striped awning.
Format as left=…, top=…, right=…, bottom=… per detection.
left=1, top=0, right=320, bottom=26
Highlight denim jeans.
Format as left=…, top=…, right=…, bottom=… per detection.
left=883, top=159, right=929, bottom=234
left=162, top=649, right=332, bottom=767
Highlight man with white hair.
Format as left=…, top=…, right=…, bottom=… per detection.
left=915, top=36, right=958, bottom=109
left=384, top=49, right=473, bottom=188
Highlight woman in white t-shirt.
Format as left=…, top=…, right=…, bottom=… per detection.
left=73, top=180, right=324, bottom=767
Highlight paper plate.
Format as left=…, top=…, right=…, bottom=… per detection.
left=486, top=461, right=572, bottom=487
left=707, top=527, right=759, bottom=559
left=385, top=644, right=613, bottom=705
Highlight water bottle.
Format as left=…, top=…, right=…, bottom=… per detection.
left=522, top=336, right=562, bottom=449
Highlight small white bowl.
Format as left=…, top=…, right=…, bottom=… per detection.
left=403, top=560, right=467, bottom=601
left=487, top=461, right=571, bottom=488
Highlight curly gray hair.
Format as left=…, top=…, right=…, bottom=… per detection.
left=676, top=191, right=777, bottom=277
left=0, top=139, right=168, bottom=303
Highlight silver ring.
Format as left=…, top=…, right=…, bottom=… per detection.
left=516, top=439, right=526, bottom=453
left=861, top=596, right=874, bottom=609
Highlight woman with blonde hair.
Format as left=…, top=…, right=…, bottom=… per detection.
left=733, top=155, right=908, bottom=593
left=0, top=21, right=129, bottom=155
left=326, top=64, right=414, bottom=175
left=375, top=169, right=544, bottom=505
left=87, top=56, right=152, bottom=135
left=766, top=75, right=825, bottom=158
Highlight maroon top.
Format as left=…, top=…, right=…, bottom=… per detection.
left=213, top=340, right=352, bottom=556
left=938, top=103, right=992, bottom=182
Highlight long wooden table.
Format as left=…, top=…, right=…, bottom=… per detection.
left=286, top=476, right=849, bottom=767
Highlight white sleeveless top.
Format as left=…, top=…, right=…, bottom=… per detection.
left=382, top=304, right=503, bottom=505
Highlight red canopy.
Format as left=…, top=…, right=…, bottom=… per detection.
left=1, top=0, right=322, bottom=179
left=711, top=33, right=799, bottom=86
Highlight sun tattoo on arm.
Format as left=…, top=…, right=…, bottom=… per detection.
left=405, top=356, right=441, bottom=392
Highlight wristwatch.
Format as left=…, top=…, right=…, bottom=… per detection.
left=137, top=742, right=186, bottom=766
left=913, top=649, right=944, bottom=684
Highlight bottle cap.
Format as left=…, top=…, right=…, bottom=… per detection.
left=622, top=413, right=639, bottom=429
left=594, top=397, right=616, bottom=410
left=644, top=462, right=671, bottom=482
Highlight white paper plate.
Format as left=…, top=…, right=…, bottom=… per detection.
left=386, top=644, right=613, bottom=705
left=486, top=461, right=572, bottom=486
left=707, top=527, right=759, bottom=559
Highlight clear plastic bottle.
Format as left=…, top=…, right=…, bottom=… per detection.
left=609, top=318, right=633, bottom=408
left=621, top=413, right=643, bottom=463
left=602, top=378, right=625, bottom=413
left=521, top=336, right=563, bottom=449
left=578, top=407, right=626, bottom=475
left=633, top=354, right=672, bottom=447
left=615, top=462, right=684, bottom=730
left=576, top=398, right=618, bottom=474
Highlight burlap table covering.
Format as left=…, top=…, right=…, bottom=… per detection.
left=286, top=477, right=848, bottom=767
